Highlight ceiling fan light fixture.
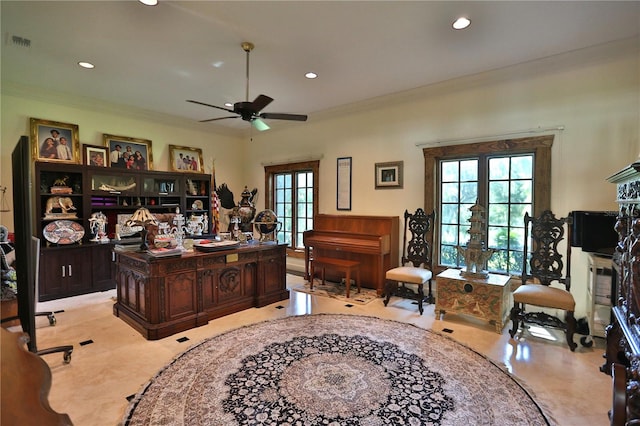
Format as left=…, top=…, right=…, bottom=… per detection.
left=252, top=118, right=270, bottom=132
left=452, top=16, right=471, bottom=30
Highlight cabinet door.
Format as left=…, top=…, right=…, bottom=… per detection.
left=91, top=244, right=116, bottom=291
left=38, top=247, right=91, bottom=301
left=257, top=246, right=287, bottom=305
left=66, top=253, right=91, bottom=294
left=39, top=249, right=67, bottom=301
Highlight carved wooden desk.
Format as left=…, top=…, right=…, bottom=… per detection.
left=435, top=268, right=511, bottom=333
left=113, top=242, right=288, bottom=340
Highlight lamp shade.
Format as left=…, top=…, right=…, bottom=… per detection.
left=125, top=207, right=158, bottom=226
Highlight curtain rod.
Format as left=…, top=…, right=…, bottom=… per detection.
left=414, top=125, right=565, bottom=148
left=260, top=154, right=324, bottom=167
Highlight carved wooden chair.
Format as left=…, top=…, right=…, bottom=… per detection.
left=509, top=210, right=577, bottom=351
left=384, top=208, right=435, bottom=315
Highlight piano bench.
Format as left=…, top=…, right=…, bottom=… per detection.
left=310, top=257, right=361, bottom=298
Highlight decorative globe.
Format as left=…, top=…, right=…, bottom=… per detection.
left=254, top=209, right=280, bottom=242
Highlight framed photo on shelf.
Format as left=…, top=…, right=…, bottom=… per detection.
left=30, top=117, right=80, bottom=163
left=83, top=144, right=108, bottom=167
left=375, top=161, right=403, bottom=189
left=103, top=134, right=152, bottom=170
left=168, top=145, right=204, bottom=173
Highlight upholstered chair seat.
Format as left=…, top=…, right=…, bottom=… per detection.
left=386, top=266, right=432, bottom=285
left=384, top=209, right=435, bottom=315
left=512, top=284, right=575, bottom=311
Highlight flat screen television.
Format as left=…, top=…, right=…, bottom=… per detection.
left=570, top=210, right=619, bottom=257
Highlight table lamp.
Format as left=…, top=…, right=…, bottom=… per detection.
left=125, top=207, right=158, bottom=251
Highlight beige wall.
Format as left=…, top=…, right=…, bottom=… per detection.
left=243, top=38, right=640, bottom=316
left=1, top=38, right=638, bottom=317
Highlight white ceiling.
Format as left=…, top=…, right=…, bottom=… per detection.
left=2, top=1, right=639, bottom=134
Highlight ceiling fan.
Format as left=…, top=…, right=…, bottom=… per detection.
left=187, top=42, right=308, bottom=131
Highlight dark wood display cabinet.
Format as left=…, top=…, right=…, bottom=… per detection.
left=603, top=159, right=640, bottom=424
left=34, top=162, right=212, bottom=301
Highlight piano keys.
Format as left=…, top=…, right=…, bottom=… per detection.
left=303, top=214, right=399, bottom=296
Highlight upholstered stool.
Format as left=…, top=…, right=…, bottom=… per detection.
left=310, top=257, right=361, bottom=298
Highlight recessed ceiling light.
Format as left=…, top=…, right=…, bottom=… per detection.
left=452, top=17, right=471, bottom=30
left=78, top=61, right=95, bottom=69
left=305, top=72, right=318, bottom=79
left=139, top=0, right=158, bottom=5
left=224, top=102, right=233, bottom=107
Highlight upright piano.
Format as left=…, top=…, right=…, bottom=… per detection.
left=303, top=214, right=399, bottom=296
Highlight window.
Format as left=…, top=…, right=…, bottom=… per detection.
left=424, top=136, right=553, bottom=275
left=264, top=161, right=319, bottom=253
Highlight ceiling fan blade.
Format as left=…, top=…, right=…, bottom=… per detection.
left=251, top=94, right=274, bottom=112
left=252, top=118, right=271, bottom=132
left=187, top=99, right=235, bottom=114
left=260, top=112, right=308, bottom=122
left=199, top=116, right=239, bottom=123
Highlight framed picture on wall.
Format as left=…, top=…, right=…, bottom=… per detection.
left=103, top=134, right=153, bottom=170
left=168, top=145, right=204, bottom=173
left=375, top=161, right=403, bottom=189
left=30, top=117, right=80, bottom=163
left=337, top=157, right=352, bottom=210
left=82, top=144, right=108, bottom=167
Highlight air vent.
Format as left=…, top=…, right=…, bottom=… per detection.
left=5, top=32, right=31, bottom=48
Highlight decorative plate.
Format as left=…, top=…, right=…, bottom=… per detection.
left=43, top=220, right=85, bottom=245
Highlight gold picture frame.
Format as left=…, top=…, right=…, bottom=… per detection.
left=30, top=117, right=80, bottom=163
left=168, top=145, right=204, bottom=173
left=103, top=134, right=153, bottom=170
left=375, top=161, right=404, bottom=189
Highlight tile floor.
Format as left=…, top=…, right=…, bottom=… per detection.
left=21, top=274, right=611, bottom=426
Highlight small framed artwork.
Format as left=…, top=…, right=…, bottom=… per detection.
left=103, top=134, right=152, bottom=170
left=83, top=144, right=108, bottom=167
left=169, top=145, right=204, bottom=173
left=375, top=161, right=404, bottom=189
left=30, top=117, right=80, bottom=163
left=337, top=157, right=352, bottom=210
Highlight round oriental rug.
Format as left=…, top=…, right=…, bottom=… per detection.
left=123, top=314, right=550, bottom=426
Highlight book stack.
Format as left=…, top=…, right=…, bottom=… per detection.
left=146, top=247, right=183, bottom=258
left=114, top=237, right=142, bottom=252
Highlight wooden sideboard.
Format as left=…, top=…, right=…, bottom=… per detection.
left=113, top=242, right=288, bottom=340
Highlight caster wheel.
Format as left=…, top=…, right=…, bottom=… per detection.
left=580, top=336, right=594, bottom=348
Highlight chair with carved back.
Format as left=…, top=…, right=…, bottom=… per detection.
left=383, top=208, right=435, bottom=315
left=509, top=210, right=577, bottom=351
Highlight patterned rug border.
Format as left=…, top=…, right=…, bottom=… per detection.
left=290, top=281, right=379, bottom=305
left=122, top=313, right=554, bottom=426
